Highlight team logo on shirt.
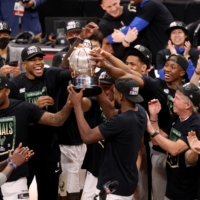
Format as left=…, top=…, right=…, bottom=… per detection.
left=19, top=88, right=26, bottom=93
left=25, top=87, right=47, bottom=104
left=164, top=89, right=169, bottom=94
left=0, top=116, right=16, bottom=155
left=25, top=87, right=48, bottom=110
left=167, top=127, right=181, bottom=168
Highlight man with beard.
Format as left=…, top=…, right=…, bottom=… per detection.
left=80, top=72, right=115, bottom=200
left=89, top=49, right=189, bottom=200
left=0, top=74, right=73, bottom=200
left=9, top=45, right=72, bottom=200
left=0, top=21, right=24, bottom=78
left=68, top=78, right=147, bottom=200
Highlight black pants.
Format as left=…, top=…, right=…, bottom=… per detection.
left=27, top=143, right=61, bottom=200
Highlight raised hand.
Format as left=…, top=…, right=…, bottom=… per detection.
left=89, top=48, right=108, bottom=68
left=0, top=65, right=10, bottom=76
left=187, top=131, right=200, bottom=154
left=9, top=66, right=21, bottom=77
left=183, top=41, right=191, bottom=60
left=80, top=22, right=99, bottom=39
left=168, top=40, right=177, bottom=55
left=67, top=84, right=84, bottom=107
left=196, top=55, right=200, bottom=73
left=148, top=99, right=161, bottom=117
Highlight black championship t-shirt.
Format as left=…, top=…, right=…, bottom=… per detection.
left=56, top=83, right=83, bottom=145
left=9, top=68, right=71, bottom=152
left=164, top=113, right=200, bottom=200
left=142, top=75, right=176, bottom=152
left=136, top=0, right=173, bottom=63
left=97, top=105, right=147, bottom=196
left=82, top=97, right=104, bottom=177
left=0, top=99, right=45, bottom=182
left=98, top=4, right=137, bottom=38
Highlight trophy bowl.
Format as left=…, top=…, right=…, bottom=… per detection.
left=69, top=48, right=102, bottom=97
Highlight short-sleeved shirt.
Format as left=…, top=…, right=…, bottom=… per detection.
left=56, top=82, right=83, bottom=145
left=9, top=68, right=71, bottom=152
left=142, top=75, right=176, bottom=152
left=82, top=97, right=104, bottom=177
left=97, top=105, right=147, bottom=196
left=164, top=113, right=200, bottom=200
left=0, top=99, right=45, bottom=182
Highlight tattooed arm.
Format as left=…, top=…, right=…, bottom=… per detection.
left=38, top=103, right=73, bottom=127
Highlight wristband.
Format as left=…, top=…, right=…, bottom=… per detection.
left=123, top=38, right=130, bottom=44
left=77, top=35, right=84, bottom=41
left=151, top=130, right=159, bottom=138
left=8, top=162, right=17, bottom=170
left=195, top=70, right=200, bottom=75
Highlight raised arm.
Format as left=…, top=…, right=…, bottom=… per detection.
left=61, top=22, right=99, bottom=69
left=147, top=99, right=189, bottom=156
left=97, top=90, right=118, bottom=120
left=68, top=85, right=104, bottom=144
left=89, top=49, right=144, bottom=88
left=38, top=97, right=73, bottom=126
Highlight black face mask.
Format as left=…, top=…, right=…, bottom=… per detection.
left=0, top=37, right=9, bottom=49
left=68, top=37, right=77, bottom=46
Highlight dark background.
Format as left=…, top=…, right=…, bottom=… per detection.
left=38, top=0, right=200, bottom=34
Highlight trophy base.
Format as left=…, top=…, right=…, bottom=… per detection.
left=73, top=85, right=102, bottom=97
left=72, top=75, right=102, bottom=97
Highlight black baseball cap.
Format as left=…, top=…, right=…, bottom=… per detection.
left=0, top=22, right=11, bottom=34
left=0, top=74, right=10, bottom=89
left=167, top=54, right=188, bottom=71
left=175, top=82, right=200, bottom=107
left=124, top=45, right=152, bottom=68
left=99, top=71, right=115, bottom=85
left=166, top=21, right=188, bottom=35
left=66, top=20, right=83, bottom=33
left=133, top=45, right=152, bottom=63
left=115, top=78, right=143, bottom=103
left=21, top=45, right=45, bottom=62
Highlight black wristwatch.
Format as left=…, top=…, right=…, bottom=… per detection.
left=151, top=130, right=159, bottom=138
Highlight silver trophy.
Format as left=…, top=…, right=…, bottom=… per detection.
left=69, top=48, right=102, bottom=97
